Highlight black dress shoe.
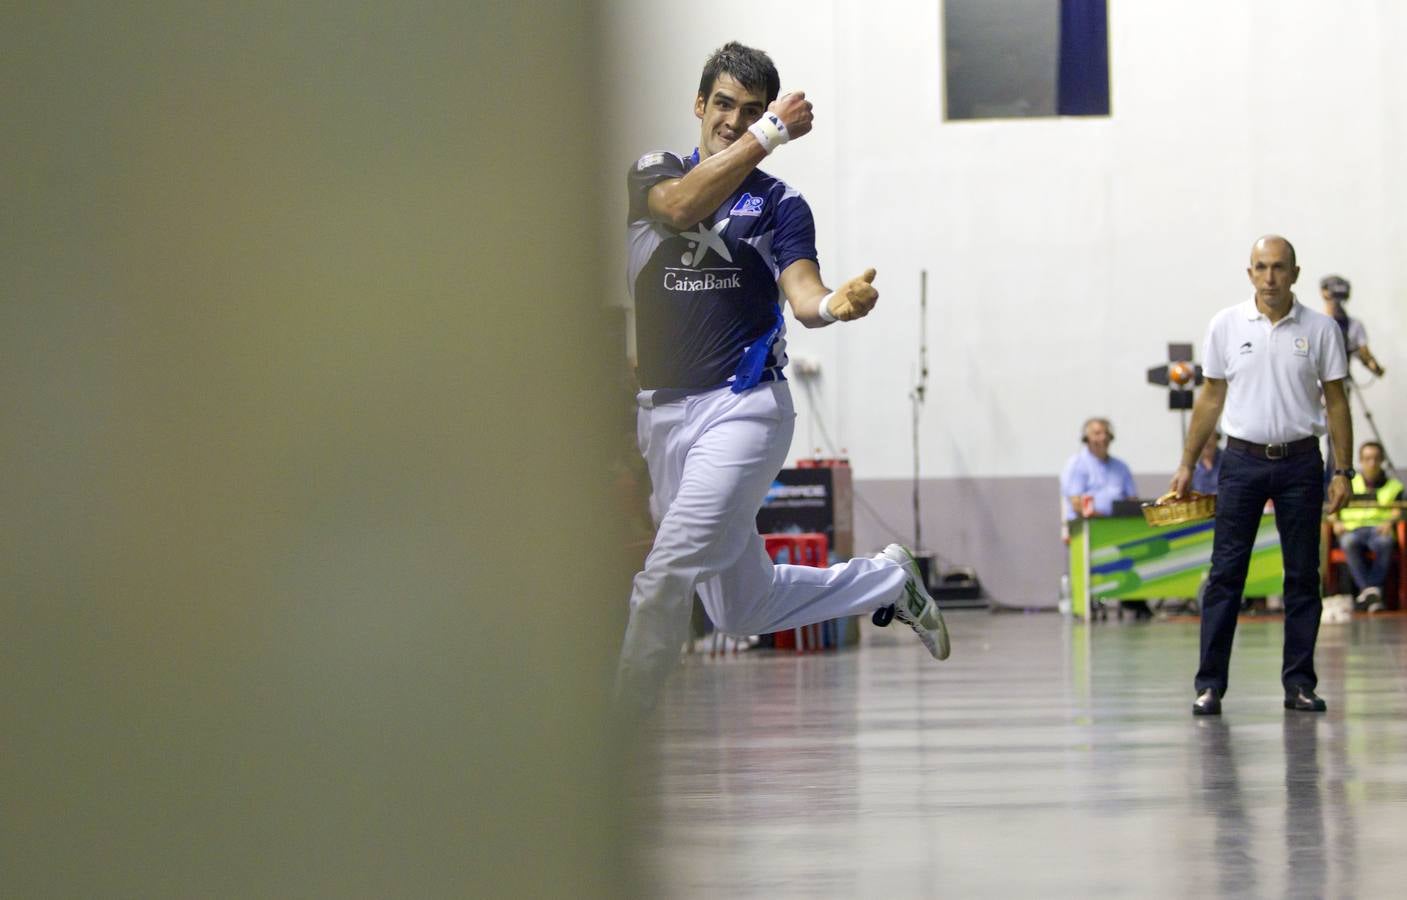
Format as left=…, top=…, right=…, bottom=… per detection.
left=1192, top=688, right=1221, bottom=716
left=1284, top=687, right=1327, bottom=712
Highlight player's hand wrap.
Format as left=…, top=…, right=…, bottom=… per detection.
left=748, top=113, right=791, bottom=155
left=822, top=269, right=879, bottom=322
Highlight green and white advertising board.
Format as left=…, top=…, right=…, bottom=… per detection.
left=1068, top=515, right=1286, bottom=618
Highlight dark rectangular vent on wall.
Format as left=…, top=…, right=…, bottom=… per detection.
left=943, top=0, right=1110, bottom=120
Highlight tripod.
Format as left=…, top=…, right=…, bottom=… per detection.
left=1350, top=374, right=1398, bottom=477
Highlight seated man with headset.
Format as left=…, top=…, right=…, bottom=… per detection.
left=1061, top=417, right=1138, bottom=521
left=1061, top=417, right=1147, bottom=617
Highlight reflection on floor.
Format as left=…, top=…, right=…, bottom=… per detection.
left=633, top=611, right=1407, bottom=898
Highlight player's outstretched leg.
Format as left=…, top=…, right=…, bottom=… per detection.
left=877, top=544, right=951, bottom=661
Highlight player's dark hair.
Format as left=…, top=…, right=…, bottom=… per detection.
left=698, top=41, right=780, bottom=105
left=1360, top=440, right=1385, bottom=458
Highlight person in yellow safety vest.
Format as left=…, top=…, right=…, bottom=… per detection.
left=1329, top=441, right=1404, bottom=611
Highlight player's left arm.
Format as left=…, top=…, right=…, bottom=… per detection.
left=1323, top=378, right=1354, bottom=513
left=778, top=259, right=878, bottom=328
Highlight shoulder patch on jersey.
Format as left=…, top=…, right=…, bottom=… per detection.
left=729, top=193, right=765, bottom=217
left=637, top=152, right=667, bottom=170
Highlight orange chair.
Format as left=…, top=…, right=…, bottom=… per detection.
left=1322, top=519, right=1407, bottom=610
left=762, top=532, right=829, bottom=568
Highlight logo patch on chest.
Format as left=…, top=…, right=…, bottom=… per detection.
left=1292, top=336, right=1310, bottom=356
left=678, top=217, right=733, bottom=266
left=729, top=192, right=765, bottom=217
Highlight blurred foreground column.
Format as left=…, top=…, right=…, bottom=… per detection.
left=1, top=3, right=631, bottom=896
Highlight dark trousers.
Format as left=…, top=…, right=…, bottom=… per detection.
left=1196, top=445, right=1324, bottom=696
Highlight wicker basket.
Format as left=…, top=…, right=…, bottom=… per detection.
left=1141, top=491, right=1216, bottom=527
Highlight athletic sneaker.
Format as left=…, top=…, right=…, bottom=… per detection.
left=1357, top=586, right=1384, bottom=613
left=877, top=544, right=951, bottom=661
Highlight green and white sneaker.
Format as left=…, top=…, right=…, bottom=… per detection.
left=877, top=544, right=951, bottom=661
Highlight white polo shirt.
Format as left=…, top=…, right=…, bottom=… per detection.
left=1203, top=296, right=1347, bottom=444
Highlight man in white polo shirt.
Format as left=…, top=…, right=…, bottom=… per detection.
left=1170, top=235, right=1353, bottom=716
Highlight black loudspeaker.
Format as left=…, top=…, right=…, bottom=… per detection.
left=934, top=567, right=984, bottom=604
left=914, top=555, right=988, bottom=609
left=911, top=552, right=936, bottom=590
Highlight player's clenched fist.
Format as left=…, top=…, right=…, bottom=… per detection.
left=827, top=268, right=879, bottom=321
left=768, top=91, right=813, bottom=141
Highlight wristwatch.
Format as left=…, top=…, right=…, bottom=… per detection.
left=1333, top=468, right=1356, bottom=479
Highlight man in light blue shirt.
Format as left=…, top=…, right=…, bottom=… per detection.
left=1191, top=432, right=1223, bottom=495
left=1061, top=417, right=1138, bottom=521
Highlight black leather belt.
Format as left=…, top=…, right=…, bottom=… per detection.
left=642, top=366, right=786, bottom=406
left=1227, top=435, right=1318, bottom=460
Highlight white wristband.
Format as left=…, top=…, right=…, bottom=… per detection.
left=817, top=291, right=838, bottom=324
left=747, top=113, right=791, bottom=155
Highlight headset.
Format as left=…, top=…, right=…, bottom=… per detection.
left=1081, top=417, right=1114, bottom=444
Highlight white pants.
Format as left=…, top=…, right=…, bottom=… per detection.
left=615, top=380, right=907, bottom=711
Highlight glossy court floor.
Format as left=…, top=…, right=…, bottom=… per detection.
left=631, top=611, right=1407, bottom=898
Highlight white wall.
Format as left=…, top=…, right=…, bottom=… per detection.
left=606, top=0, right=1406, bottom=486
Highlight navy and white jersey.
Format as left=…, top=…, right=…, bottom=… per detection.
left=627, top=148, right=817, bottom=392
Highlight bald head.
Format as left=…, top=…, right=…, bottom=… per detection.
left=1252, top=234, right=1296, bottom=266
left=1247, top=234, right=1300, bottom=312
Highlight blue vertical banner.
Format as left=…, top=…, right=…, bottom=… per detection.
left=1058, top=0, right=1110, bottom=116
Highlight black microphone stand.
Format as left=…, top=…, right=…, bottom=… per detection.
left=872, top=270, right=928, bottom=630
left=912, top=270, right=930, bottom=551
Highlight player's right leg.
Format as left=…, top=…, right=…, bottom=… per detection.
left=700, top=540, right=948, bottom=660
left=697, top=532, right=906, bottom=636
